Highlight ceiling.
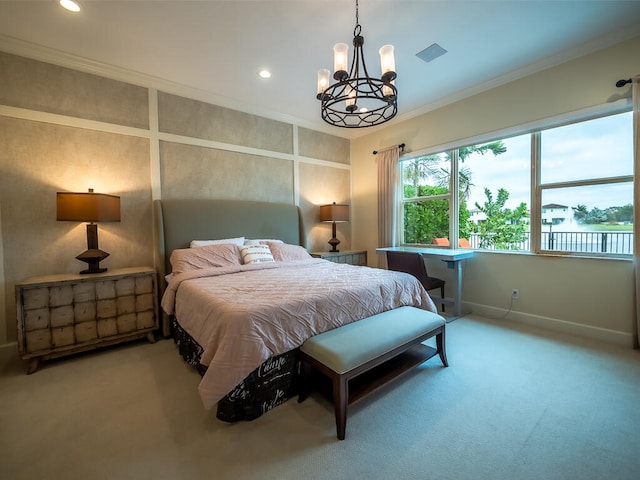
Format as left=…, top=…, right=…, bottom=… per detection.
left=1, top=0, right=640, bottom=138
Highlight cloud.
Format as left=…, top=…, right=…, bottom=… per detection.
left=463, top=111, right=632, bottom=211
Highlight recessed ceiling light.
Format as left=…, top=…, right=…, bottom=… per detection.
left=59, top=0, right=81, bottom=13
left=258, top=69, right=272, bottom=79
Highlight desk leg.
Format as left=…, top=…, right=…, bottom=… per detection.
left=445, top=260, right=464, bottom=317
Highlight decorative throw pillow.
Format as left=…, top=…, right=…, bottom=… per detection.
left=190, top=237, right=245, bottom=248
left=170, top=243, right=242, bottom=275
left=239, top=244, right=276, bottom=264
left=268, top=242, right=312, bottom=262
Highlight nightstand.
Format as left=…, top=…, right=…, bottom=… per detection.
left=16, top=266, right=158, bottom=374
left=310, top=250, right=368, bottom=266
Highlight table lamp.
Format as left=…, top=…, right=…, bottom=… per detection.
left=319, top=202, right=349, bottom=252
left=56, top=189, right=121, bottom=274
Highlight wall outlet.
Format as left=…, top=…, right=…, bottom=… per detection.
left=511, top=288, right=520, bottom=300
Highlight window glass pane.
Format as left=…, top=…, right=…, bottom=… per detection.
left=540, top=111, right=633, bottom=184
left=462, top=136, right=530, bottom=250
left=540, top=183, right=633, bottom=254
left=403, top=199, right=449, bottom=245
left=401, top=153, right=450, bottom=199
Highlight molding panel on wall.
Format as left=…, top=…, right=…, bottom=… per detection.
left=158, top=92, right=294, bottom=154
left=0, top=51, right=149, bottom=129
left=159, top=141, right=295, bottom=204
left=298, top=127, right=350, bottom=165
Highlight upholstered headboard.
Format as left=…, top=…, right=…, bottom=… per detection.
left=153, top=198, right=304, bottom=334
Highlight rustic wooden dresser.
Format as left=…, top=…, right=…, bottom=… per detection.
left=16, top=266, right=158, bottom=373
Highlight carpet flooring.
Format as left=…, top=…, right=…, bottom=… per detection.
left=1, top=314, right=639, bottom=480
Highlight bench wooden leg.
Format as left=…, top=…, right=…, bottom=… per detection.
left=333, top=374, right=348, bottom=440
left=436, top=329, right=448, bottom=367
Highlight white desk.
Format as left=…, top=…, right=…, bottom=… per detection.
left=377, top=246, right=474, bottom=318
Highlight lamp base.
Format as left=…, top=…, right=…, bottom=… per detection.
left=79, top=267, right=108, bottom=275
left=328, top=238, right=340, bottom=253
left=328, top=220, right=340, bottom=252
left=76, top=248, right=110, bottom=275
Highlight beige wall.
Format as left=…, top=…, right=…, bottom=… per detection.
left=0, top=51, right=351, bottom=345
left=351, top=35, right=640, bottom=346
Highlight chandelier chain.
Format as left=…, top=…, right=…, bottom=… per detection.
left=354, top=0, right=361, bottom=37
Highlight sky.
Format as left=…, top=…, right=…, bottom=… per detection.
left=462, top=110, right=633, bottom=213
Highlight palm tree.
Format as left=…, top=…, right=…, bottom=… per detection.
left=402, top=141, right=506, bottom=200
left=403, top=154, right=441, bottom=188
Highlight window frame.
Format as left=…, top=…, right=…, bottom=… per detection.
left=398, top=102, right=634, bottom=258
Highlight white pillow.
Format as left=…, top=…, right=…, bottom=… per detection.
left=190, top=237, right=245, bottom=248
left=268, top=243, right=312, bottom=262
left=240, top=244, right=275, bottom=264
left=170, top=243, right=242, bottom=274
left=244, top=238, right=284, bottom=246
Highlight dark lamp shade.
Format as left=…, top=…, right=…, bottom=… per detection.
left=319, top=203, right=349, bottom=222
left=57, top=192, right=121, bottom=223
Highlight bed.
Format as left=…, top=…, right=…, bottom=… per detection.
left=154, top=199, right=437, bottom=421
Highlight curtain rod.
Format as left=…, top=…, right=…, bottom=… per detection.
left=372, top=143, right=405, bottom=155
left=616, top=78, right=632, bottom=87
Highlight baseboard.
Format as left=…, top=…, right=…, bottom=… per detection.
left=0, top=340, right=17, bottom=350
left=0, top=341, right=19, bottom=360
left=463, top=302, right=635, bottom=348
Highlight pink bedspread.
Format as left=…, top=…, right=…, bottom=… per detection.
left=161, top=259, right=437, bottom=409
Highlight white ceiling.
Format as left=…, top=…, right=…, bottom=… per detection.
left=1, top=0, right=640, bottom=138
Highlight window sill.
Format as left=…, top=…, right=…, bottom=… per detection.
left=471, top=248, right=632, bottom=262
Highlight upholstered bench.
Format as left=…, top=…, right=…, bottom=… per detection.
left=298, top=306, right=448, bottom=440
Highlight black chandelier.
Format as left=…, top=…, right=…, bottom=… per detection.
left=316, top=0, right=397, bottom=128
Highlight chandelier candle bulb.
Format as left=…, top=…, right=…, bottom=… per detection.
left=317, top=69, right=331, bottom=98
left=346, top=85, right=356, bottom=110
left=333, top=43, right=349, bottom=79
left=379, top=44, right=396, bottom=80
left=383, top=79, right=395, bottom=98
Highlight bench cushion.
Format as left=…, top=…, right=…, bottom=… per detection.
left=300, top=306, right=445, bottom=374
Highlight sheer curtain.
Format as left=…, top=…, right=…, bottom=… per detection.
left=633, top=76, right=640, bottom=348
left=377, top=145, right=402, bottom=266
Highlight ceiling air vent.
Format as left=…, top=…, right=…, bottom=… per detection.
left=416, top=43, right=447, bottom=63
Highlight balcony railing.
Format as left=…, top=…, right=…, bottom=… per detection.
left=467, top=231, right=633, bottom=254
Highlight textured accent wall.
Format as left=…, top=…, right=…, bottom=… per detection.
left=0, top=52, right=149, bottom=129
left=159, top=142, right=294, bottom=203
left=158, top=92, right=293, bottom=154
left=0, top=51, right=351, bottom=345
left=298, top=163, right=351, bottom=252
left=298, top=127, right=349, bottom=164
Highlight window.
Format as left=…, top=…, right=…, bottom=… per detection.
left=399, top=109, right=633, bottom=257
left=401, top=153, right=451, bottom=245
left=538, top=112, right=633, bottom=255
left=462, top=136, right=530, bottom=251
